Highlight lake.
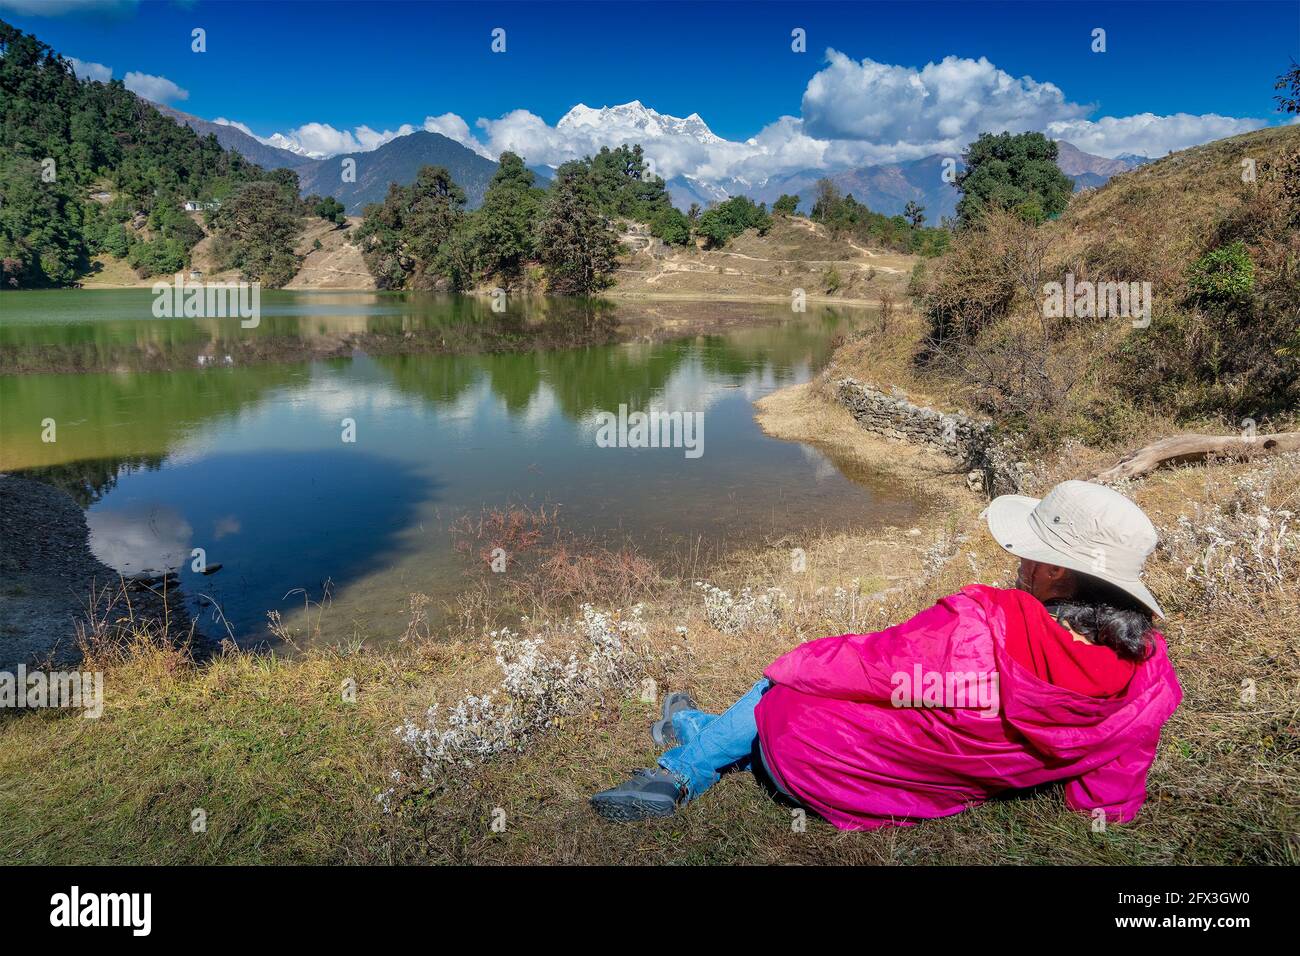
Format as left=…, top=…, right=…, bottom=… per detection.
left=0, top=290, right=914, bottom=648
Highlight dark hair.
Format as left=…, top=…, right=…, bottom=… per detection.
left=1045, top=573, right=1156, bottom=662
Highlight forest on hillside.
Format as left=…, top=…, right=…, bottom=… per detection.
left=0, top=20, right=301, bottom=289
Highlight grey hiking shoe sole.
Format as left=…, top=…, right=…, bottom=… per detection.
left=590, top=791, right=679, bottom=821
left=650, top=691, right=698, bottom=747
left=590, top=768, right=684, bottom=822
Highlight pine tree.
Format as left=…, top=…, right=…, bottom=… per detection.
left=534, top=162, right=619, bottom=296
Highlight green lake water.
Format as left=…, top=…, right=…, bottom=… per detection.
left=0, top=290, right=914, bottom=647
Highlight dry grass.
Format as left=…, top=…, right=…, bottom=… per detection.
left=2, top=128, right=1297, bottom=865
left=1052, top=124, right=1300, bottom=286
left=2, top=399, right=1293, bottom=863
left=613, top=215, right=916, bottom=303
left=448, top=504, right=662, bottom=629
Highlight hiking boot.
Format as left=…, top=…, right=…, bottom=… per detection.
left=650, top=691, right=698, bottom=747
left=590, top=768, right=685, bottom=821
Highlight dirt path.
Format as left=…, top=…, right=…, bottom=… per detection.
left=284, top=217, right=375, bottom=290
left=614, top=217, right=915, bottom=299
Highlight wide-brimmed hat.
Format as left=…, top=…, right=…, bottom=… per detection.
left=983, top=480, right=1164, bottom=618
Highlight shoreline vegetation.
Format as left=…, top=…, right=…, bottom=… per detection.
left=1, top=20, right=934, bottom=299
left=2, top=369, right=1295, bottom=864
left=0, top=294, right=874, bottom=377
left=1, top=18, right=1297, bottom=864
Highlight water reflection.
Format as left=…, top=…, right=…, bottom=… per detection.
left=0, top=292, right=910, bottom=647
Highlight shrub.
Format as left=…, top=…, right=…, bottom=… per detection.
left=918, top=207, right=1032, bottom=346
left=907, top=261, right=928, bottom=298
left=127, top=237, right=185, bottom=277
left=393, top=605, right=661, bottom=787
left=1111, top=301, right=1300, bottom=421
left=649, top=206, right=691, bottom=246
left=1187, top=241, right=1255, bottom=305
left=695, top=196, right=772, bottom=249
left=773, top=194, right=800, bottom=215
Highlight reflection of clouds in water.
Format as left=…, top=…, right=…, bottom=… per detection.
left=511, top=384, right=559, bottom=436
left=573, top=352, right=789, bottom=439
left=438, top=378, right=495, bottom=438
left=445, top=376, right=559, bottom=443
left=798, top=442, right=842, bottom=482
left=168, top=364, right=426, bottom=463
left=659, top=353, right=790, bottom=408
left=290, top=377, right=411, bottom=419
left=87, top=505, right=193, bottom=574
left=213, top=515, right=241, bottom=540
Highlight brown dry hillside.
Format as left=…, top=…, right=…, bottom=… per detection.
left=77, top=213, right=375, bottom=290
left=1048, top=123, right=1300, bottom=289
left=284, top=216, right=375, bottom=290
left=613, top=215, right=916, bottom=302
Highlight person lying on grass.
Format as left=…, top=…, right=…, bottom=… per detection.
left=591, top=480, right=1183, bottom=829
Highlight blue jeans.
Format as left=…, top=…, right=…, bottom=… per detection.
left=658, top=678, right=771, bottom=802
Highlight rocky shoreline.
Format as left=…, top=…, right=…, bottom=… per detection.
left=0, top=475, right=202, bottom=669
left=833, top=378, right=1025, bottom=497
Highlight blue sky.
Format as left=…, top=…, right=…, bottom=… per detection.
left=3, top=0, right=1297, bottom=177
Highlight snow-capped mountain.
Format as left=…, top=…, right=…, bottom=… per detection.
left=160, top=92, right=1153, bottom=221
left=259, top=132, right=318, bottom=158
left=557, top=100, right=725, bottom=145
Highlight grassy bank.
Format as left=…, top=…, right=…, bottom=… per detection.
left=3, top=124, right=1296, bottom=866
left=2, top=386, right=1295, bottom=863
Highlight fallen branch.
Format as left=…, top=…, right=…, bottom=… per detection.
left=1094, top=432, right=1300, bottom=482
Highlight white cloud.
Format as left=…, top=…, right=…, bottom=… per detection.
left=731, top=116, right=829, bottom=182
left=123, top=70, right=188, bottom=104
left=236, top=112, right=495, bottom=160
left=67, top=56, right=112, bottom=83
left=476, top=109, right=569, bottom=165
left=287, top=122, right=372, bottom=157
left=113, top=44, right=1276, bottom=190
left=422, top=113, right=494, bottom=158
left=213, top=117, right=255, bottom=136
left=1045, top=113, right=1270, bottom=158
left=801, top=51, right=1090, bottom=155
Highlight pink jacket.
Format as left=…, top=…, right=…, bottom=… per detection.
left=755, top=585, right=1182, bottom=830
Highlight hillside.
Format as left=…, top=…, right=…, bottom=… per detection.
left=296, top=131, right=501, bottom=213
left=152, top=102, right=309, bottom=171
left=740, top=143, right=1145, bottom=222
left=0, top=20, right=289, bottom=289
left=613, top=214, right=915, bottom=302
left=284, top=217, right=375, bottom=290
left=830, top=122, right=1300, bottom=450
left=1049, top=123, right=1300, bottom=288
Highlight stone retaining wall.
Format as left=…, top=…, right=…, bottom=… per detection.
left=834, top=377, right=1023, bottom=496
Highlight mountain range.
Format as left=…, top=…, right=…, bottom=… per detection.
left=155, top=103, right=507, bottom=211
left=157, top=100, right=1149, bottom=222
